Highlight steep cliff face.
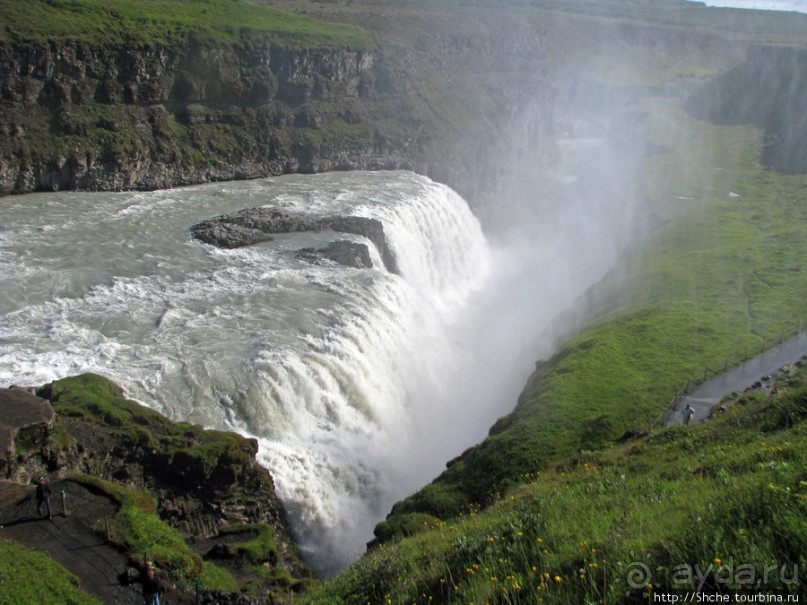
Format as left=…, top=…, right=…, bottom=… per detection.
left=685, top=45, right=807, bottom=174
left=0, top=39, right=418, bottom=194
left=2, top=1, right=772, bottom=205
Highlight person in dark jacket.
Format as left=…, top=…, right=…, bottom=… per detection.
left=35, top=476, right=52, bottom=520
left=141, top=561, right=164, bottom=605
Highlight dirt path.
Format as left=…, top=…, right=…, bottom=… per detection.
left=0, top=479, right=145, bottom=604
left=665, top=331, right=807, bottom=426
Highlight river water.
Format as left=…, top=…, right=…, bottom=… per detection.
left=0, top=159, right=638, bottom=573
left=0, top=170, right=498, bottom=571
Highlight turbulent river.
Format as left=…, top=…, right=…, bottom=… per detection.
left=0, top=162, right=637, bottom=574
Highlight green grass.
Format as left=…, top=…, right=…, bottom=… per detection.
left=218, top=524, right=279, bottom=565
left=0, top=539, right=102, bottom=605
left=0, top=0, right=373, bottom=49
left=43, top=373, right=255, bottom=474
left=70, top=473, right=207, bottom=580
left=380, top=96, right=807, bottom=530
left=300, top=366, right=807, bottom=604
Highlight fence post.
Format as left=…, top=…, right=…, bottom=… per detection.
left=60, top=489, right=68, bottom=517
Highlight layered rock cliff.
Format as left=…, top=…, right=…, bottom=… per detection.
left=0, top=38, right=421, bottom=194
left=4, top=0, right=794, bottom=210
left=1, top=374, right=309, bottom=598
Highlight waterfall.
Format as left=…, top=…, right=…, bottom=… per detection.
left=0, top=171, right=491, bottom=575
left=248, top=175, right=492, bottom=573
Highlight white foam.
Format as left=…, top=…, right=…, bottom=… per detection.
left=0, top=171, right=491, bottom=574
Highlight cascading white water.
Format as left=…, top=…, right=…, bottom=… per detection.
left=0, top=134, right=642, bottom=575
left=0, top=170, right=491, bottom=574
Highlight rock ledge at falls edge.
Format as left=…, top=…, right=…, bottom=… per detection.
left=191, top=206, right=399, bottom=273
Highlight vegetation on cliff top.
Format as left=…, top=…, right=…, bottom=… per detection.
left=378, top=88, right=807, bottom=532
left=0, top=0, right=374, bottom=49
left=302, top=365, right=807, bottom=604
left=0, top=373, right=308, bottom=601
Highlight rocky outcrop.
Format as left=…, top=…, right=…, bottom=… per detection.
left=4, top=374, right=300, bottom=570
left=0, top=39, right=419, bottom=195
left=0, top=373, right=311, bottom=598
left=0, top=387, right=55, bottom=480
left=191, top=206, right=399, bottom=273
left=685, top=45, right=807, bottom=174
left=297, top=240, right=374, bottom=269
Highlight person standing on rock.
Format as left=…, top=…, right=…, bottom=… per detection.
left=35, top=476, right=52, bottom=520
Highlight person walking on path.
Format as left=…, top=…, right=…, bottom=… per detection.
left=35, top=476, right=52, bottom=520
left=141, top=561, right=164, bottom=605
left=682, top=403, right=695, bottom=426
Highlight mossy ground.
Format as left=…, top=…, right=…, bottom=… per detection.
left=1, top=373, right=303, bottom=601
left=42, top=372, right=255, bottom=471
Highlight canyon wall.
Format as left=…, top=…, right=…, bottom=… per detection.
left=0, top=40, right=421, bottom=194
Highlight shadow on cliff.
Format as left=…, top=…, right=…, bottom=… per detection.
left=0, top=479, right=157, bottom=604
left=685, top=45, right=807, bottom=174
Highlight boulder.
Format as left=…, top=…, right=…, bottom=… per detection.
left=191, top=206, right=399, bottom=273
left=297, top=240, right=374, bottom=269
left=0, top=387, right=55, bottom=479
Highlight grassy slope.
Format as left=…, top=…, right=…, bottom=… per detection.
left=0, top=0, right=373, bottom=49
left=317, top=6, right=807, bottom=590
left=0, top=540, right=102, bottom=605
left=380, top=93, right=807, bottom=527
left=302, top=368, right=807, bottom=604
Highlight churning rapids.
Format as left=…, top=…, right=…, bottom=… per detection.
left=0, top=165, right=636, bottom=574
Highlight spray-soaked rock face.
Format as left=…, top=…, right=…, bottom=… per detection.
left=191, top=206, right=399, bottom=273
left=297, top=240, right=374, bottom=270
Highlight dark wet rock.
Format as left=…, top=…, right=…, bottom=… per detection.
left=191, top=221, right=275, bottom=249
left=685, top=45, right=807, bottom=174
left=192, top=206, right=399, bottom=273
left=328, top=215, right=398, bottom=274
left=0, top=387, right=55, bottom=479
left=297, top=240, right=373, bottom=269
